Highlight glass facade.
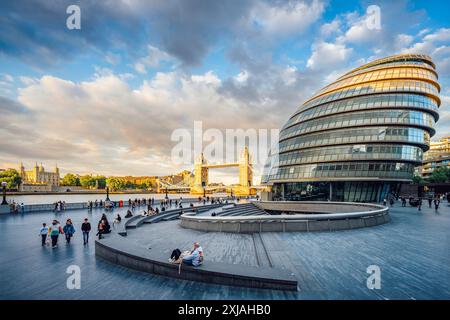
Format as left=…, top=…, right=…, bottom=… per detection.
left=262, top=54, right=441, bottom=202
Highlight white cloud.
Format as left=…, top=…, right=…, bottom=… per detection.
left=3, top=74, right=14, bottom=82
left=281, top=66, right=298, bottom=86
left=320, top=18, right=341, bottom=37
left=250, top=0, right=324, bottom=36
left=19, top=76, right=38, bottom=86
left=3, top=69, right=286, bottom=178
left=307, top=41, right=353, bottom=70
left=423, top=28, right=450, bottom=42
left=134, top=45, right=173, bottom=74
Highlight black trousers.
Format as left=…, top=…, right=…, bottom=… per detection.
left=41, top=234, right=47, bottom=246
left=51, top=235, right=58, bottom=247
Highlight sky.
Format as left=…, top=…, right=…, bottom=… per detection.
left=1, top=0, right=449, bottom=185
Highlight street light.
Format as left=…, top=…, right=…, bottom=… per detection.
left=1, top=181, right=7, bottom=205
left=105, top=184, right=110, bottom=201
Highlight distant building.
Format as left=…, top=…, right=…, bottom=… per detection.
left=421, top=136, right=450, bottom=178
left=19, top=163, right=60, bottom=192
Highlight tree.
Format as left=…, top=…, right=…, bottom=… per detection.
left=428, top=166, right=450, bottom=183
left=106, top=177, right=125, bottom=191
left=0, top=169, right=22, bottom=189
left=79, top=175, right=107, bottom=189
left=60, top=173, right=81, bottom=186
left=412, top=174, right=426, bottom=185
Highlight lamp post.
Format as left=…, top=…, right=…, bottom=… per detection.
left=105, top=184, right=110, bottom=201
left=1, top=181, right=7, bottom=205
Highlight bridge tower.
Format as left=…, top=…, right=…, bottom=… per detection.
left=192, top=153, right=209, bottom=194
left=236, top=146, right=253, bottom=195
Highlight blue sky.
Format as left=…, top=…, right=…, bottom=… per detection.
left=1, top=0, right=449, bottom=183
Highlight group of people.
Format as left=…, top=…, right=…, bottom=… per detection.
left=53, top=201, right=66, bottom=212
left=39, top=213, right=114, bottom=248
left=87, top=200, right=104, bottom=210
left=386, top=194, right=447, bottom=212
left=7, top=201, right=24, bottom=214
left=39, top=219, right=76, bottom=248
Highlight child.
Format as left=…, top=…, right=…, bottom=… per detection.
left=39, top=223, right=49, bottom=246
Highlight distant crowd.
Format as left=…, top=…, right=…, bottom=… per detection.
left=384, top=192, right=449, bottom=212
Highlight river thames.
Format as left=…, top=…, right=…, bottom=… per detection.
left=7, top=193, right=196, bottom=205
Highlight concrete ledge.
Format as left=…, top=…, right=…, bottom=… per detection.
left=180, top=201, right=390, bottom=233
left=95, top=233, right=298, bottom=291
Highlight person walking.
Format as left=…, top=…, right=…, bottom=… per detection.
left=39, top=223, right=49, bottom=246
left=418, top=198, right=422, bottom=211
left=48, top=220, right=63, bottom=248
left=81, top=218, right=91, bottom=245
left=434, top=198, right=440, bottom=211
left=63, top=219, right=75, bottom=244
left=428, top=197, right=433, bottom=208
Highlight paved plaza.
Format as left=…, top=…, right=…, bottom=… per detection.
left=0, top=201, right=449, bottom=300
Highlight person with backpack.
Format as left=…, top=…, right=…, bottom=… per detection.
left=48, top=220, right=63, bottom=248
left=63, top=219, right=75, bottom=244
left=81, top=218, right=91, bottom=245
left=39, top=223, right=49, bottom=246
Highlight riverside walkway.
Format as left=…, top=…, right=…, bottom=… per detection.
left=0, top=201, right=449, bottom=299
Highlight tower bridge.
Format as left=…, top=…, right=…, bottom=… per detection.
left=156, top=147, right=257, bottom=196
left=191, top=147, right=254, bottom=196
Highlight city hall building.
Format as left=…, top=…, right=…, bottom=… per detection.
left=262, top=54, right=441, bottom=202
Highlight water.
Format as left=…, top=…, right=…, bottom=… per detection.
left=7, top=193, right=195, bottom=205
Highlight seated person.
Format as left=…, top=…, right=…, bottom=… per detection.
left=113, top=214, right=122, bottom=224
left=180, top=242, right=203, bottom=266
left=125, top=210, right=133, bottom=218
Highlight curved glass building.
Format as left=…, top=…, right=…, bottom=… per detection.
left=262, top=54, right=441, bottom=202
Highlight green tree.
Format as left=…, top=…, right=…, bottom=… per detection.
left=60, top=173, right=81, bottom=186
left=0, top=169, right=22, bottom=189
left=92, top=175, right=106, bottom=189
left=412, top=174, right=426, bottom=185
left=428, top=166, right=450, bottom=183
left=106, top=177, right=125, bottom=191
left=79, top=175, right=107, bottom=189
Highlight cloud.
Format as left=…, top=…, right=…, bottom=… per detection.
left=1, top=67, right=299, bottom=177
left=0, top=0, right=144, bottom=67
left=104, top=52, right=121, bottom=65
left=134, top=46, right=173, bottom=74
left=320, top=18, right=341, bottom=37
left=306, top=41, right=353, bottom=70
left=400, top=28, right=450, bottom=77
left=250, top=0, right=324, bottom=36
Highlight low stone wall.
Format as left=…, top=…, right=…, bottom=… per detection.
left=180, top=201, right=390, bottom=233
left=95, top=233, right=298, bottom=291
left=254, top=200, right=382, bottom=213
